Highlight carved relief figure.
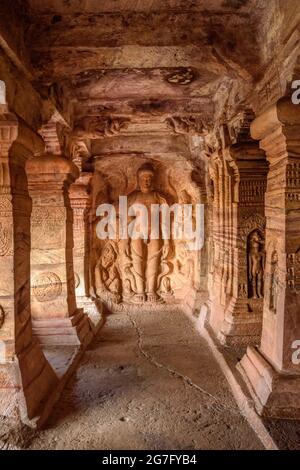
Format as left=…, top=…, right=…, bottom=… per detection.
left=238, top=283, right=248, bottom=298
left=95, top=242, right=121, bottom=303
left=248, top=230, right=265, bottom=299
left=269, top=251, right=279, bottom=313
left=125, top=163, right=170, bottom=304
left=171, top=241, right=195, bottom=290
left=92, top=156, right=201, bottom=308
left=159, top=276, right=174, bottom=301
left=123, top=278, right=134, bottom=302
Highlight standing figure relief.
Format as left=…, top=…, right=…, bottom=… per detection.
left=123, top=163, right=170, bottom=304
left=93, top=159, right=200, bottom=308
left=248, top=230, right=265, bottom=299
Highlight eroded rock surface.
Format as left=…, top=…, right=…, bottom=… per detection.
left=28, top=310, right=264, bottom=450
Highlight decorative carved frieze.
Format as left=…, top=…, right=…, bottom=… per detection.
left=0, top=219, right=13, bottom=256
left=286, top=250, right=300, bottom=292
left=165, top=116, right=207, bottom=135
left=73, top=117, right=130, bottom=140
left=238, top=213, right=266, bottom=243
left=239, top=180, right=267, bottom=204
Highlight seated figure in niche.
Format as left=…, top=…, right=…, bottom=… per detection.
left=248, top=230, right=265, bottom=299
left=124, top=162, right=170, bottom=304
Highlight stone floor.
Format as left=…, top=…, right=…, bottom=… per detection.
left=27, top=309, right=264, bottom=450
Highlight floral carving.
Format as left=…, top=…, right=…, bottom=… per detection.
left=32, top=272, right=62, bottom=303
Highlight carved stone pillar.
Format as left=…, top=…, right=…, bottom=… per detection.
left=26, top=155, right=93, bottom=346
left=0, top=110, right=57, bottom=421
left=0, top=111, right=18, bottom=361
left=219, top=143, right=268, bottom=345
left=239, top=98, right=300, bottom=418
left=69, top=173, right=102, bottom=331
left=209, top=150, right=232, bottom=335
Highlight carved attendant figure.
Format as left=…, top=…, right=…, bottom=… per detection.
left=269, top=251, right=279, bottom=312
left=248, top=230, right=265, bottom=299
left=96, top=242, right=121, bottom=303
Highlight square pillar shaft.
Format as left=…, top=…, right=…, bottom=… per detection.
left=26, top=155, right=93, bottom=346
left=0, top=112, right=58, bottom=422
left=69, top=173, right=102, bottom=330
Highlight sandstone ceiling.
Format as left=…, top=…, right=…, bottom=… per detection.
left=20, top=0, right=285, bottom=134
left=0, top=1, right=296, bottom=144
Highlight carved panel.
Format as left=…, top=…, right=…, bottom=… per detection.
left=92, top=156, right=201, bottom=308
left=31, top=207, right=66, bottom=249
left=165, top=116, right=206, bottom=135
left=32, top=272, right=62, bottom=303
left=74, top=117, right=129, bottom=139
left=0, top=196, right=11, bottom=212
left=239, top=180, right=267, bottom=204
left=269, top=251, right=279, bottom=313
left=0, top=219, right=13, bottom=256
left=287, top=249, right=300, bottom=292
left=239, top=213, right=266, bottom=244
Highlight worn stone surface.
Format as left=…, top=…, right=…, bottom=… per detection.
left=27, top=310, right=264, bottom=450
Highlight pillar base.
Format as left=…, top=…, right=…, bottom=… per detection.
left=32, top=308, right=93, bottom=347
left=238, top=346, right=300, bottom=419
left=0, top=338, right=58, bottom=425
left=77, top=296, right=104, bottom=333
left=219, top=298, right=263, bottom=347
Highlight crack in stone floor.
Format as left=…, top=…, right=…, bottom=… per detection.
left=126, top=312, right=240, bottom=416
left=27, top=309, right=265, bottom=450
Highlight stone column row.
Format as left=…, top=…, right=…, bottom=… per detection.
left=208, top=143, right=268, bottom=346
left=0, top=108, right=58, bottom=421
left=239, top=98, right=300, bottom=418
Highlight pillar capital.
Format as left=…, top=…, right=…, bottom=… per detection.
left=26, top=154, right=79, bottom=181
left=26, top=155, right=79, bottom=196
left=0, top=111, right=18, bottom=156
left=69, top=172, right=93, bottom=205
left=251, top=97, right=300, bottom=142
